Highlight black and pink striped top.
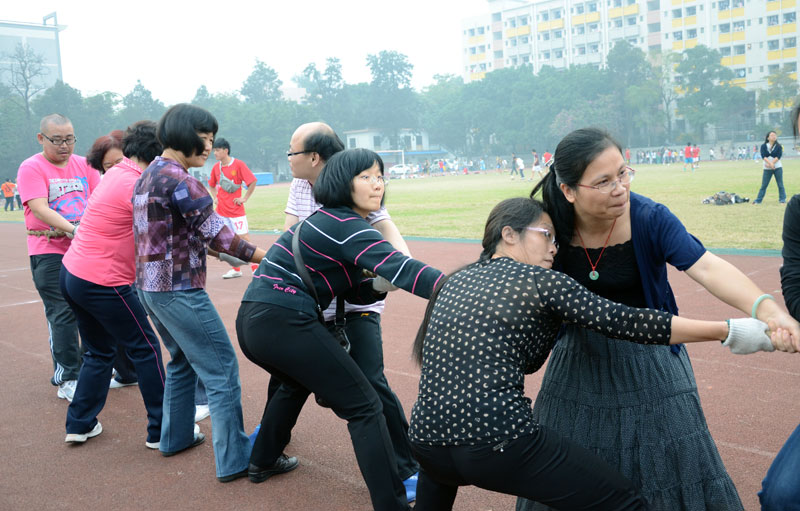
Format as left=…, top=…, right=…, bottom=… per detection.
left=242, top=206, right=444, bottom=314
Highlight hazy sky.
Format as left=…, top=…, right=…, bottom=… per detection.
left=3, top=1, right=490, bottom=105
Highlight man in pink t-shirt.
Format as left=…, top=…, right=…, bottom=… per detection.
left=16, top=114, right=100, bottom=402
left=207, top=137, right=258, bottom=279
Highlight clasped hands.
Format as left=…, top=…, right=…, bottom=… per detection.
left=725, top=312, right=800, bottom=354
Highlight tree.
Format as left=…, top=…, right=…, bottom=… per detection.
left=675, top=45, right=734, bottom=141
left=756, top=68, right=800, bottom=131
left=294, top=58, right=347, bottom=128
left=365, top=51, right=418, bottom=148
left=650, top=51, right=681, bottom=143
left=606, top=41, right=654, bottom=145
left=117, top=80, right=166, bottom=128
left=241, top=60, right=283, bottom=103
left=0, top=43, right=50, bottom=120
left=421, top=74, right=468, bottom=154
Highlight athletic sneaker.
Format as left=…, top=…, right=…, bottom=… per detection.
left=222, top=269, right=242, bottom=279
left=147, top=424, right=199, bottom=450
left=194, top=404, right=210, bottom=422
left=65, top=422, right=102, bottom=443
left=57, top=380, right=77, bottom=402
left=109, top=378, right=137, bottom=389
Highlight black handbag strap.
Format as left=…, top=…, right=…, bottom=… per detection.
left=291, top=219, right=344, bottom=326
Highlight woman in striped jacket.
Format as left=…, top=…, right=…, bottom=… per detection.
left=237, top=148, right=443, bottom=511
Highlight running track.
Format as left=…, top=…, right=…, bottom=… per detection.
left=0, top=222, right=796, bottom=510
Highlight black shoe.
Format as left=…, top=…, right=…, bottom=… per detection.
left=161, top=432, right=205, bottom=457
left=218, top=468, right=248, bottom=483
left=248, top=454, right=299, bottom=483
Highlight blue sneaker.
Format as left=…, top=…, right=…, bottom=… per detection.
left=403, top=472, right=419, bottom=503
left=249, top=424, right=261, bottom=446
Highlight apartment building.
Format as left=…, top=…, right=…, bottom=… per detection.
left=463, top=0, right=798, bottom=96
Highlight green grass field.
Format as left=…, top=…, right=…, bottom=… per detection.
left=1, top=158, right=794, bottom=250
left=244, top=158, right=798, bottom=250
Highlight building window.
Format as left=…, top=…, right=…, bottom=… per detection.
left=767, top=15, right=779, bottom=26
left=687, top=28, right=697, bottom=38
left=577, top=25, right=586, bottom=34
left=578, top=45, right=587, bottom=55
left=614, top=0, right=622, bottom=6
left=786, top=62, right=798, bottom=72
left=348, top=138, right=356, bottom=149
left=733, top=21, right=745, bottom=31
left=589, top=2, right=598, bottom=12
left=576, top=4, right=585, bottom=13
left=589, top=22, right=599, bottom=31
left=590, top=43, right=600, bottom=53
left=672, top=8, right=682, bottom=18
left=373, top=136, right=382, bottom=149
left=492, top=12, right=502, bottom=22
left=543, top=32, right=550, bottom=40
left=555, top=49, right=563, bottom=58
left=720, top=46, right=732, bottom=56
left=554, top=30, right=563, bottom=38
left=494, top=31, right=502, bottom=40
left=615, top=18, right=623, bottom=27
left=673, top=31, right=683, bottom=40
left=523, top=55, right=530, bottom=63
left=733, top=44, right=745, bottom=54
left=627, top=16, right=636, bottom=25
left=718, top=0, right=730, bottom=9
left=785, top=37, right=797, bottom=48
left=769, top=64, right=780, bottom=73
left=494, top=50, right=503, bottom=58
left=732, top=0, right=744, bottom=7
left=768, top=39, right=780, bottom=50
left=521, top=36, right=529, bottom=43
left=686, top=6, right=696, bottom=15
left=477, top=26, right=485, bottom=35
left=734, top=68, right=746, bottom=78
left=785, top=12, right=797, bottom=24
left=719, top=23, right=731, bottom=33
left=553, top=10, right=562, bottom=19
left=541, top=12, right=549, bottom=21
left=542, top=51, right=551, bottom=59
left=520, top=16, right=529, bottom=26
left=648, top=22, right=661, bottom=32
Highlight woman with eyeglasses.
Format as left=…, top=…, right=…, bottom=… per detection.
left=87, top=130, right=125, bottom=175
left=408, top=196, right=782, bottom=511
left=516, top=128, right=800, bottom=511
left=236, top=148, right=443, bottom=511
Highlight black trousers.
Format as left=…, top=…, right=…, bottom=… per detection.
left=410, top=427, right=647, bottom=511
left=265, top=311, right=418, bottom=479
left=237, top=302, right=409, bottom=511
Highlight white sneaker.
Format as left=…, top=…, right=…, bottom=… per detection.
left=195, top=404, right=210, bottom=422
left=57, top=380, right=77, bottom=402
left=146, top=424, right=199, bottom=450
left=222, top=269, right=242, bottom=279
left=109, top=379, right=138, bottom=389
left=65, top=422, right=102, bottom=443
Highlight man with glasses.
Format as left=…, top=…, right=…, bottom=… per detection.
left=271, top=121, right=420, bottom=502
left=16, top=114, right=100, bottom=402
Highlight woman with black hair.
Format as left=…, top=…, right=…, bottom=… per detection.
left=60, top=121, right=166, bottom=446
left=237, top=148, right=443, bottom=511
left=752, top=130, right=786, bottom=204
left=408, top=197, right=781, bottom=511
left=516, top=128, right=800, bottom=511
left=132, top=104, right=267, bottom=482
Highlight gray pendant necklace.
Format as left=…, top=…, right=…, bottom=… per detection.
left=575, top=217, right=617, bottom=281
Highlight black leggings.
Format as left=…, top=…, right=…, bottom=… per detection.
left=236, top=301, right=408, bottom=511
left=411, top=427, right=647, bottom=511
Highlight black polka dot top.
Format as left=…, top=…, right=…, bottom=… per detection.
left=408, top=256, right=672, bottom=446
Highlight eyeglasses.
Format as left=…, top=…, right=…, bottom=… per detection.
left=576, top=167, right=635, bottom=194
left=41, top=133, right=77, bottom=146
left=356, top=175, right=388, bottom=186
left=287, top=150, right=313, bottom=158
left=525, top=227, right=559, bottom=250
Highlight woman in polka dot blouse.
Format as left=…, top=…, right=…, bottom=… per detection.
left=407, top=197, right=776, bottom=511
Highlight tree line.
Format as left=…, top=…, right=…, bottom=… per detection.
left=1, top=41, right=797, bottom=180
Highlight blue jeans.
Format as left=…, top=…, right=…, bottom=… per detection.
left=138, top=288, right=250, bottom=478
left=759, top=423, right=800, bottom=510
left=754, top=167, right=786, bottom=203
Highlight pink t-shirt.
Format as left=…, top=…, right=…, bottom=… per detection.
left=62, top=157, right=143, bottom=287
left=17, top=153, right=100, bottom=256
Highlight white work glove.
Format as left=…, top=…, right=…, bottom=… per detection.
left=219, top=252, right=249, bottom=268
left=372, top=275, right=398, bottom=293
left=723, top=318, right=774, bottom=354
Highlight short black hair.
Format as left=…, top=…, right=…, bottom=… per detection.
left=304, top=128, right=344, bottom=162
left=313, top=148, right=384, bottom=209
left=156, top=103, right=218, bottom=156
left=213, top=137, right=230, bottom=153
left=123, top=121, right=162, bottom=164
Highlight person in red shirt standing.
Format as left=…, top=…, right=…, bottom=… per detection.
left=683, top=142, right=693, bottom=172
left=692, top=144, right=700, bottom=170
left=207, top=138, right=259, bottom=278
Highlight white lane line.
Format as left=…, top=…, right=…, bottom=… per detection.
left=716, top=441, right=777, bottom=459
left=690, top=357, right=800, bottom=377
left=0, top=266, right=30, bottom=273
left=0, top=299, right=41, bottom=308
